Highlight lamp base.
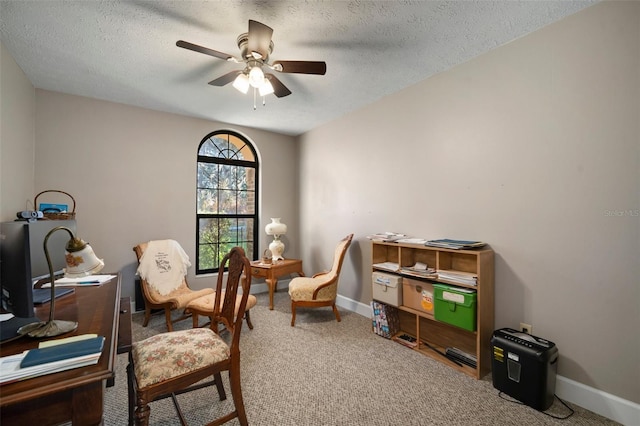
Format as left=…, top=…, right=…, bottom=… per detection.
left=269, top=239, right=285, bottom=262
left=18, top=319, right=78, bottom=338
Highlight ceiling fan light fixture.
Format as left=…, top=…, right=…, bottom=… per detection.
left=259, top=79, right=274, bottom=96
left=249, top=66, right=265, bottom=88
left=178, top=20, right=324, bottom=101
left=232, top=73, right=250, bottom=94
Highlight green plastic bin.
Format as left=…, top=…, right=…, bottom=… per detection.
left=433, top=283, right=477, bottom=331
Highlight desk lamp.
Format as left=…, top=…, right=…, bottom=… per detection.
left=18, top=226, right=104, bottom=338
left=265, top=218, right=287, bottom=262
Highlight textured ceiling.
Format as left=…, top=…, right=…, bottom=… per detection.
left=0, top=1, right=597, bottom=136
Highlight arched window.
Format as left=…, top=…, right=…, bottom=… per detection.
left=196, top=131, right=258, bottom=274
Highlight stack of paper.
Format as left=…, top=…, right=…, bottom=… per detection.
left=425, top=239, right=486, bottom=250
left=372, top=262, right=400, bottom=272
left=367, top=232, right=408, bottom=242
left=436, top=270, right=478, bottom=286
left=400, top=262, right=437, bottom=279
left=41, top=275, right=116, bottom=287
left=0, top=335, right=104, bottom=384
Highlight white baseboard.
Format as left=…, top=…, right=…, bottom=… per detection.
left=335, top=295, right=640, bottom=426
left=555, top=376, right=640, bottom=426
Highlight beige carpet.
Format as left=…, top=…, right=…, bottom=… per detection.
left=104, top=290, right=619, bottom=425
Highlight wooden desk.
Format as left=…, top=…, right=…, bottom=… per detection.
left=0, top=274, right=122, bottom=425
left=250, top=259, right=304, bottom=310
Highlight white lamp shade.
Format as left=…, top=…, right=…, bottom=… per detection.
left=64, top=244, right=105, bottom=278
left=232, top=74, right=250, bottom=94
left=265, top=218, right=287, bottom=236
left=249, top=66, right=265, bottom=88
left=259, top=79, right=274, bottom=96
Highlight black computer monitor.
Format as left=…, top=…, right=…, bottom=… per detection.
left=0, top=219, right=76, bottom=317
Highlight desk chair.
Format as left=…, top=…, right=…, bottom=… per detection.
left=127, top=246, right=252, bottom=426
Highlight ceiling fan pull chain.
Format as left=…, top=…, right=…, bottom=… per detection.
left=253, top=87, right=257, bottom=110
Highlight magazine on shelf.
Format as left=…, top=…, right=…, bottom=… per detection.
left=372, top=262, right=400, bottom=272
left=367, top=232, right=408, bottom=242
left=425, top=239, right=486, bottom=250
left=400, top=262, right=437, bottom=279
left=437, top=270, right=478, bottom=286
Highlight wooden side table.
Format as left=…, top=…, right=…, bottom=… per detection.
left=250, top=258, right=304, bottom=310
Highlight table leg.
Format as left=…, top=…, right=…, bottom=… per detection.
left=266, top=277, right=278, bottom=310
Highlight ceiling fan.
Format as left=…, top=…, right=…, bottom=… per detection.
left=177, top=20, right=326, bottom=101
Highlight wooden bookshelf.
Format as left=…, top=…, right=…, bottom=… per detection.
left=371, top=241, right=494, bottom=379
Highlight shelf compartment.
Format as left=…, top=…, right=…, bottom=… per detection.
left=400, top=246, right=436, bottom=269
left=372, top=243, right=399, bottom=265
left=398, top=309, right=418, bottom=336
left=417, top=315, right=476, bottom=356
left=437, top=251, right=478, bottom=274
left=415, top=340, right=477, bottom=374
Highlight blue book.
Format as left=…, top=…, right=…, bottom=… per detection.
left=20, top=336, right=105, bottom=368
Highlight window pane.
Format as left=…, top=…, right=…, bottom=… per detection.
left=237, top=190, right=249, bottom=214
left=198, top=218, right=219, bottom=271
left=219, top=217, right=234, bottom=243
left=198, top=163, right=218, bottom=189
left=219, top=190, right=237, bottom=214
left=198, top=139, right=218, bottom=157
left=219, top=164, right=235, bottom=190
left=197, top=188, right=217, bottom=213
left=236, top=167, right=247, bottom=190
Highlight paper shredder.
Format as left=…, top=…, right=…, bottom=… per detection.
left=491, top=328, right=558, bottom=411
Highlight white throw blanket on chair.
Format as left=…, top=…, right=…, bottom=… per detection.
left=137, top=239, right=191, bottom=295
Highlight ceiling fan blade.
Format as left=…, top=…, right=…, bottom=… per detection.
left=265, top=73, right=292, bottom=98
left=208, top=71, right=241, bottom=86
left=247, top=20, right=273, bottom=59
left=176, top=40, right=234, bottom=61
left=273, top=60, right=327, bottom=75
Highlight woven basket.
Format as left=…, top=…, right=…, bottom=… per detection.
left=34, top=190, right=76, bottom=220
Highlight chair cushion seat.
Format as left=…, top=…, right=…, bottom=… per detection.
left=132, top=328, right=229, bottom=389
left=288, top=276, right=336, bottom=302
left=147, top=284, right=215, bottom=308
left=187, top=292, right=257, bottom=313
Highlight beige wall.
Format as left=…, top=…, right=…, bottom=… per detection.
left=0, top=42, right=36, bottom=220
left=297, top=1, right=639, bottom=403
left=2, top=87, right=297, bottom=302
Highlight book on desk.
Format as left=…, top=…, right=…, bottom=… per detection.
left=0, top=334, right=104, bottom=384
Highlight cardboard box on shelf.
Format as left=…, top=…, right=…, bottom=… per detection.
left=372, top=271, right=402, bottom=307
left=402, top=278, right=434, bottom=314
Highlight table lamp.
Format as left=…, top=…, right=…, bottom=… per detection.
left=265, top=218, right=287, bottom=262
left=18, top=226, right=104, bottom=338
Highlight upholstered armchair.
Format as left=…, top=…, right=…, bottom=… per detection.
left=288, top=234, right=353, bottom=326
left=133, top=240, right=214, bottom=332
